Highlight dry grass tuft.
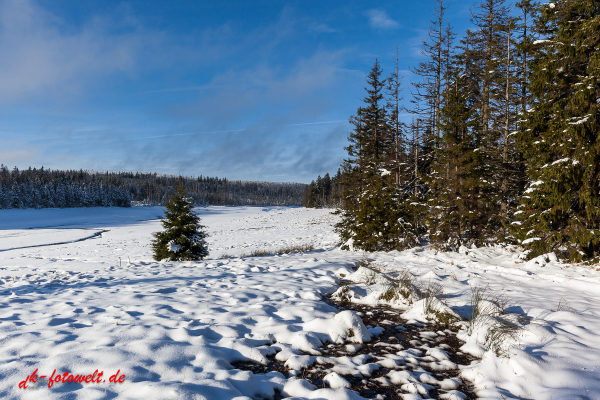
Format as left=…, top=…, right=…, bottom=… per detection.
left=239, top=243, right=315, bottom=258
left=556, top=297, right=576, bottom=313
left=468, top=284, right=522, bottom=357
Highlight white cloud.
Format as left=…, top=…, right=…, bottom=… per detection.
left=366, top=9, right=400, bottom=30
left=0, top=0, right=147, bottom=104
left=308, top=22, right=336, bottom=33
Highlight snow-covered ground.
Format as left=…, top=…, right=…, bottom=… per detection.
left=1, top=206, right=599, bottom=399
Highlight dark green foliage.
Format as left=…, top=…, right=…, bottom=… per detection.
left=337, top=60, right=419, bottom=251
left=426, top=69, right=494, bottom=248
left=512, top=0, right=600, bottom=261
left=347, top=174, right=417, bottom=251
left=152, top=181, right=209, bottom=261
left=0, top=165, right=305, bottom=209
left=302, top=171, right=342, bottom=208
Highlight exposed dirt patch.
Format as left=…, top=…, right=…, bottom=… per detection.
left=233, top=297, right=478, bottom=399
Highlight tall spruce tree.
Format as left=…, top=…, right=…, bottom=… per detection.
left=426, top=68, right=487, bottom=248
left=408, top=2, right=458, bottom=244
left=440, top=0, right=514, bottom=242
left=495, top=17, right=527, bottom=236
left=512, top=0, right=600, bottom=261
left=337, top=60, right=418, bottom=251
left=387, top=46, right=407, bottom=187
left=411, top=0, right=452, bottom=145
left=152, top=179, right=209, bottom=261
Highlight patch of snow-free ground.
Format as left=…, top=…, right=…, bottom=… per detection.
left=1, top=206, right=600, bottom=399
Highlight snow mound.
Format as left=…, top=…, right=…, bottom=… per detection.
left=401, top=299, right=460, bottom=324
left=323, top=372, right=351, bottom=389
left=332, top=310, right=373, bottom=343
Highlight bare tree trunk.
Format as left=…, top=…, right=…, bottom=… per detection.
left=415, top=119, right=420, bottom=183
left=481, top=5, right=493, bottom=136
left=521, top=7, right=528, bottom=115
left=395, top=47, right=400, bottom=186
left=435, top=0, right=445, bottom=144
left=501, top=26, right=512, bottom=219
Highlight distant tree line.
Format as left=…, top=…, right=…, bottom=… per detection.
left=0, top=165, right=306, bottom=209
left=302, top=171, right=343, bottom=208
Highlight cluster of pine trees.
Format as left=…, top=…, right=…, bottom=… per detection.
left=334, top=0, right=600, bottom=262
left=0, top=165, right=306, bottom=209
left=0, top=166, right=131, bottom=208
left=302, top=171, right=343, bottom=208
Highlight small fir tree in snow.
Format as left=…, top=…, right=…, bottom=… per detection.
left=151, top=179, right=209, bottom=261
left=512, top=0, right=600, bottom=261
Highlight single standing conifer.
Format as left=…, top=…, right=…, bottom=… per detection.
left=152, top=178, right=209, bottom=261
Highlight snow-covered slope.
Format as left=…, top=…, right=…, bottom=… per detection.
left=1, top=206, right=600, bottom=399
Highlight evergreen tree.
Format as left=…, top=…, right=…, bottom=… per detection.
left=512, top=0, right=600, bottom=261
left=426, top=68, right=488, bottom=248
left=337, top=60, right=418, bottom=251
left=493, top=17, right=527, bottom=236
left=411, top=0, right=452, bottom=145
left=429, top=0, right=514, bottom=243
left=151, top=179, right=209, bottom=261
left=387, top=46, right=407, bottom=187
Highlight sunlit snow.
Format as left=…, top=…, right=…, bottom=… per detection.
left=1, top=206, right=600, bottom=399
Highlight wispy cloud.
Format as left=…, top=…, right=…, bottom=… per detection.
left=0, top=0, right=154, bottom=104
left=308, top=22, right=336, bottom=33
left=141, top=86, right=207, bottom=94
left=366, top=9, right=400, bottom=30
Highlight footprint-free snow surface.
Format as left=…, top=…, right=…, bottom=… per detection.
left=1, top=206, right=600, bottom=399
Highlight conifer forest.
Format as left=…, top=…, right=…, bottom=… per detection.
left=0, top=165, right=306, bottom=209
left=304, top=0, right=600, bottom=263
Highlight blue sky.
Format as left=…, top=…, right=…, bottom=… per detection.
left=1, top=0, right=481, bottom=183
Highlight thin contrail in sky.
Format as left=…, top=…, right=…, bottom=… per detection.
left=123, top=120, right=348, bottom=141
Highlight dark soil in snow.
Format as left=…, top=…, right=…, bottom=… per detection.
left=233, top=296, right=478, bottom=400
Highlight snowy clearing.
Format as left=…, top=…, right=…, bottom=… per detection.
left=1, top=206, right=600, bottom=399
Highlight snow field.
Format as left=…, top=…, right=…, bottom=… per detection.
left=335, top=246, right=600, bottom=399
left=1, top=206, right=600, bottom=399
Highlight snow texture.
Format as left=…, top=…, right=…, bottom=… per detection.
left=1, top=206, right=600, bottom=399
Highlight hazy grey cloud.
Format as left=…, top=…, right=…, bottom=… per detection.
left=0, top=148, right=41, bottom=167
left=366, top=9, right=400, bottom=30
left=108, top=118, right=350, bottom=183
